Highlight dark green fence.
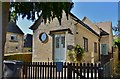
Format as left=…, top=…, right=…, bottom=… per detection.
left=21, top=62, right=103, bottom=79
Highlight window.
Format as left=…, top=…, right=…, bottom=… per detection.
left=94, top=42, right=97, bottom=53
left=83, top=37, right=88, bottom=52
left=10, top=35, right=17, bottom=41
left=101, top=44, right=107, bottom=55
left=39, top=32, right=48, bottom=43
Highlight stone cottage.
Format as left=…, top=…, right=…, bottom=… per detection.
left=83, top=17, right=113, bottom=64
left=30, top=12, right=113, bottom=63
left=4, top=21, right=24, bottom=54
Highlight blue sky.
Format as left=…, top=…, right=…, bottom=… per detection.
left=16, top=2, right=118, bottom=35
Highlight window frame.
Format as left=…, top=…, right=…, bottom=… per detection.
left=39, top=32, right=48, bottom=43
left=94, top=42, right=97, bottom=53
left=83, top=37, right=88, bottom=52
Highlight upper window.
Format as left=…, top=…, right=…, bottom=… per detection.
left=39, top=32, right=48, bottom=43
left=83, top=37, right=88, bottom=52
left=94, top=42, right=97, bottom=53
left=10, top=35, right=17, bottom=41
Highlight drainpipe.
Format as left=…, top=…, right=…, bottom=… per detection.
left=98, top=35, right=102, bottom=61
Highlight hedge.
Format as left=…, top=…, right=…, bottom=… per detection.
left=4, top=53, right=32, bottom=62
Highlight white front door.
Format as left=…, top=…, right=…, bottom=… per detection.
left=54, top=34, right=66, bottom=62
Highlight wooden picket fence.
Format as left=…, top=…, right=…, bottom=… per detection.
left=21, top=62, right=103, bottom=79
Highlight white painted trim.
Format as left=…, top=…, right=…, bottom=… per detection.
left=65, top=31, right=68, bottom=62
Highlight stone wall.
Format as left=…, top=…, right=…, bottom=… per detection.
left=32, top=13, right=112, bottom=63
left=113, top=47, right=118, bottom=68
left=75, top=23, right=99, bottom=63
left=32, top=13, right=102, bottom=63
left=32, top=12, right=76, bottom=62
left=4, top=32, right=24, bottom=53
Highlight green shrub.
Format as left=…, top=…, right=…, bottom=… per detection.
left=74, top=44, right=84, bottom=58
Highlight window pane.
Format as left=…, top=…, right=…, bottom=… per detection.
left=94, top=42, right=97, bottom=53
left=56, top=37, right=59, bottom=48
left=10, top=35, right=17, bottom=41
left=83, top=37, right=88, bottom=52
left=61, top=36, right=65, bottom=48
left=39, top=32, right=48, bottom=43
left=41, top=33, right=47, bottom=41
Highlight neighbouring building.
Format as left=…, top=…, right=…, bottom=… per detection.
left=30, top=12, right=113, bottom=63
left=4, top=21, right=24, bottom=54
left=23, top=34, right=33, bottom=52
left=94, top=21, right=113, bottom=64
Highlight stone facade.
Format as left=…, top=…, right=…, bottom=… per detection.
left=75, top=23, right=99, bottom=63
left=5, top=32, right=24, bottom=54
left=31, top=12, right=113, bottom=63
left=32, top=13, right=75, bottom=62
left=95, top=22, right=113, bottom=54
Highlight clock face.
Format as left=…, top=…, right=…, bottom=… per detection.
left=39, top=32, right=48, bottom=43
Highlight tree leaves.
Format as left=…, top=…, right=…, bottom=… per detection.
left=10, top=2, right=73, bottom=25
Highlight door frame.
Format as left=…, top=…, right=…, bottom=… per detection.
left=52, top=32, right=67, bottom=62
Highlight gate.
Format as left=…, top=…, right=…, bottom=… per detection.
left=102, top=58, right=114, bottom=78
left=21, top=62, right=103, bottom=79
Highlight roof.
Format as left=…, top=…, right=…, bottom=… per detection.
left=29, top=12, right=99, bottom=37
left=69, top=13, right=99, bottom=36
left=24, top=34, right=33, bottom=48
left=29, top=13, right=43, bottom=30
left=7, top=21, right=24, bottom=35
left=82, top=16, right=100, bottom=35
left=99, top=28, right=109, bottom=36
left=95, top=22, right=112, bottom=34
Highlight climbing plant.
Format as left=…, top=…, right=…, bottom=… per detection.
left=68, top=44, right=84, bottom=63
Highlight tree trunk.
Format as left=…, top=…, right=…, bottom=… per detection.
left=118, top=46, right=120, bottom=61
left=0, top=2, right=10, bottom=78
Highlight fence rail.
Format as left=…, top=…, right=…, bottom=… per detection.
left=21, top=62, right=103, bottom=79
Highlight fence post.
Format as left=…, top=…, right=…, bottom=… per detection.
left=98, top=63, right=103, bottom=79
left=67, top=63, right=72, bottom=79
